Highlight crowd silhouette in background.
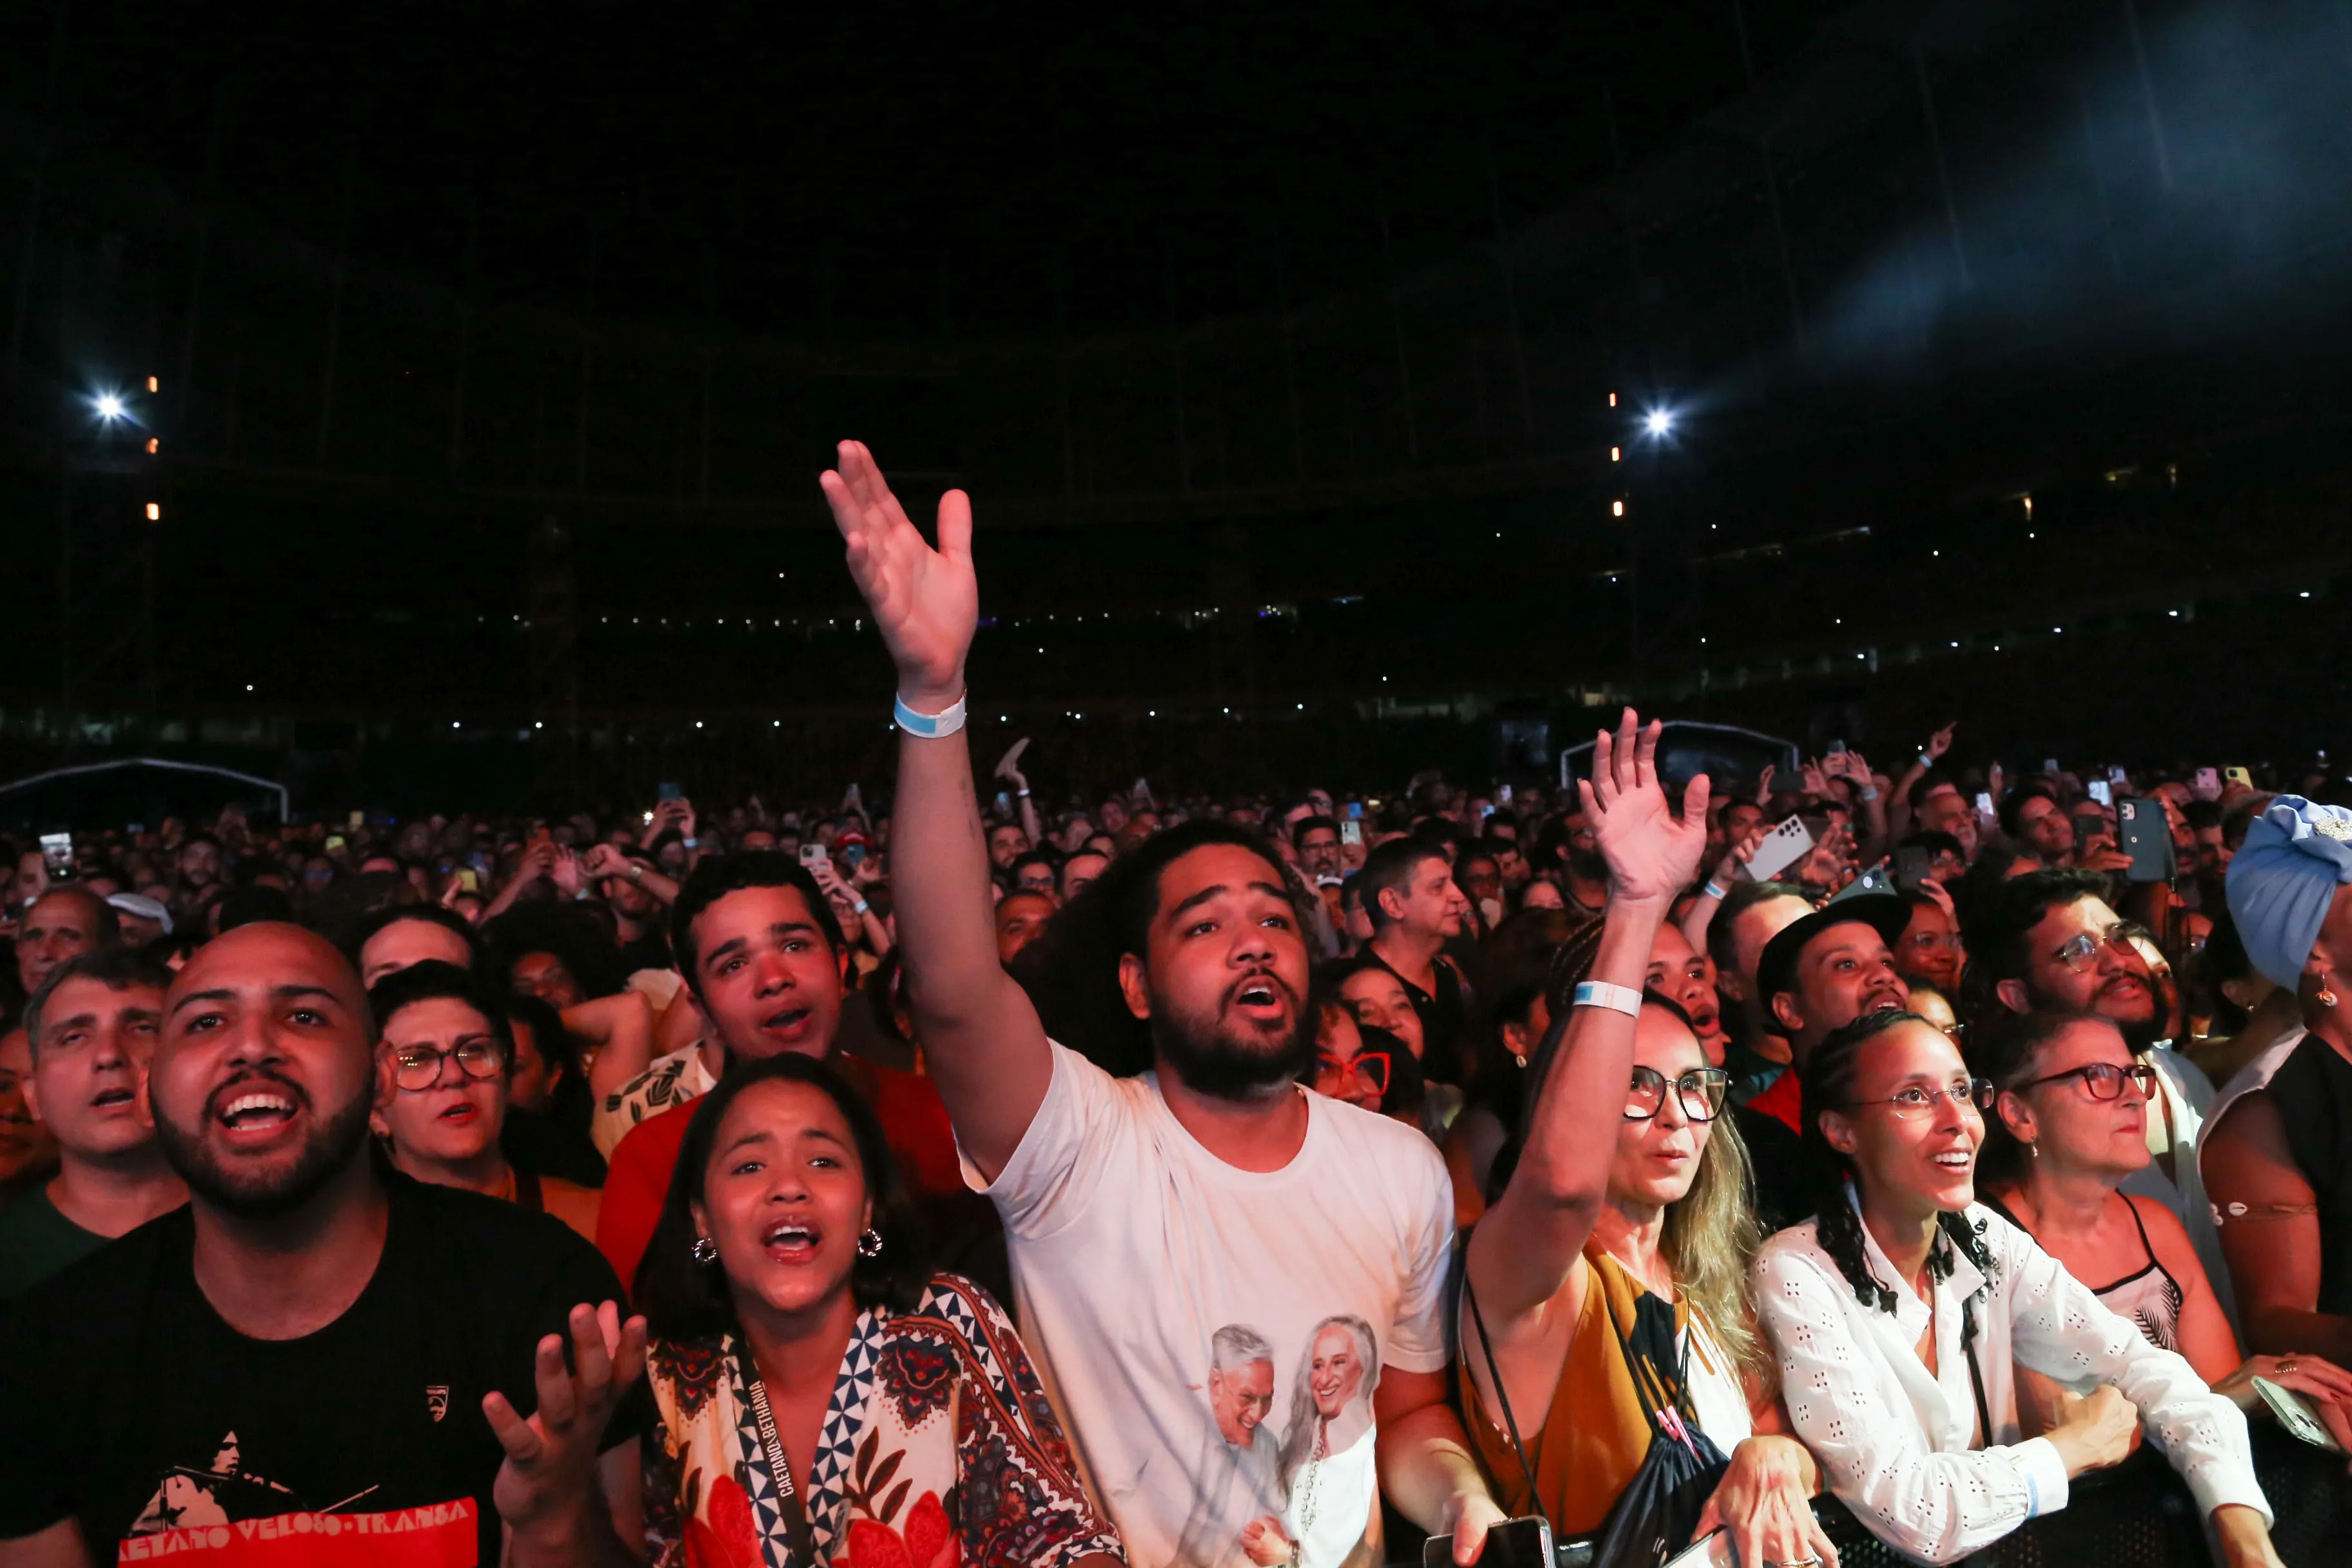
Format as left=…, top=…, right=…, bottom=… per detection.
left=0, top=444, right=2347, bottom=1568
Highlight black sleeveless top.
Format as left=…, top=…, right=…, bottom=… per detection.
left=2268, top=1032, right=2352, bottom=1315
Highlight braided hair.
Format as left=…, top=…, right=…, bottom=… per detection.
left=1799, top=1009, right=1998, bottom=1337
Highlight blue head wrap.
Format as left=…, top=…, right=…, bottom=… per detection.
left=2224, top=795, right=2352, bottom=990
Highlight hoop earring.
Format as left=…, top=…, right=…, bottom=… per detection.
left=691, top=1236, right=720, bottom=1266
left=2321, top=981, right=2341, bottom=1010
left=858, top=1228, right=885, bottom=1259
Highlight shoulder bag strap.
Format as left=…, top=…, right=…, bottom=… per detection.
left=1462, top=1262, right=1547, bottom=1524
left=1960, top=1294, right=1994, bottom=1451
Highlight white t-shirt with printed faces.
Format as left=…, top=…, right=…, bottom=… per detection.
left=977, top=1042, right=1456, bottom=1568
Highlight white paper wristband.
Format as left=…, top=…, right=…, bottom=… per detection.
left=893, top=691, right=968, bottom=738
left=1573, top=981, right=1645, bottom=1017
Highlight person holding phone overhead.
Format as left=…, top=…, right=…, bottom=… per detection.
left=1459, top=716, right=1836, bottom=1568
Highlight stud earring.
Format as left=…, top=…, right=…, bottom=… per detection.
left=691, top=1236, right=719, bottom=1265
left=858, top=1228, right=885, bottom=1259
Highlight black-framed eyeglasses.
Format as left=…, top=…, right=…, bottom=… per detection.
left=2015, top=1061, right=2159, bottom=1101
left=391, top=1039, right=505, bottom=1092
left=2052, top=923, right=2136, bottom=974
left=1843, top=1077, right=1995, bottom=1121
left=1625, top=1065, right=1732, bottom=1122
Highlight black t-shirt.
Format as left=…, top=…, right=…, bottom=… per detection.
left=0, top=1171, right=652, bottom=1566
left=2270, top=1032, right=2352, bottom=1316
left=1367, top=947, right=1471, bottom=1085
left=1734, top=1100, right=1819, bottom=1235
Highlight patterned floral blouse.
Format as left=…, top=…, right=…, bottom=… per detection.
left=645, top=1273, right=1124, bottom=1568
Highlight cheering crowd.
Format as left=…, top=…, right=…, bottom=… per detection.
left=0, top=442, right=2347, bottom=1568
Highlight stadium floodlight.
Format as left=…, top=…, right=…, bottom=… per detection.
left=1644, top=408, right=1673, bottom=437
left=93, top=393, right=125, bottom=421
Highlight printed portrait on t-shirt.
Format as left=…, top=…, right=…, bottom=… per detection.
left=1175, top=1325, right=1286, bottom=1568
left=119, top=1428, right=480, bottom=1565
left=1235, top=1315, right=1383, bottom=1568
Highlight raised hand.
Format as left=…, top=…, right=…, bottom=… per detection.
left=549, top=847, right=583, bottom=898
left=994, top=737, right=1032, bottom=783
left=1712, top=822, right=1765, bottom=887
left=485, top=1301, right=648, bottom=1539
left=1578, top=709, right=1710, bottom=906
left=821, top=440, right=978, bottom=709
left=1925, top=721, right=1956, bottom=761
left=582, top=843, right=628, bottom=882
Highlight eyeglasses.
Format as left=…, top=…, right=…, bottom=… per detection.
left=1844, top=1077, right=1996, bottom=1120
left=1625, top=1065, right=1732, bottom=1122
left=1314, top=1051, right=1391, bottom=1097
left=2016, top=1061, right=2159, bottom=1101
left=391, top=1039, right=505, bottom=1092
left=2052, top=923, right=2137, bottom=974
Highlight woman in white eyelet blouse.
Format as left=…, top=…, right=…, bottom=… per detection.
left=1752, top=1011, right=2280, bottom=1567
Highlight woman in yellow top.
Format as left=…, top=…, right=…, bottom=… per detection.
left=1460, top=713, right=1833, bottom=1567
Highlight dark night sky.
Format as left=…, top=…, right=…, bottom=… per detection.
left=3, top=1, right=1832, bottom=340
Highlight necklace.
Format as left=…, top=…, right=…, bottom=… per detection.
left=1288, top=1418, right=1330, bottom=1568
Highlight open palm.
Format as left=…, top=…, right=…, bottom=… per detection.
left=819, top=440, right=978, bottom=705
left=1578, top=709, right=1710, bottom=905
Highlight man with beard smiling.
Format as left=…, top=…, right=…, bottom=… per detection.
left=0, top=923, right=650, bottom=1568
left=1970, top=868, right=2231, bottom=1331
left=822, top=441, right=1500, bottom=1568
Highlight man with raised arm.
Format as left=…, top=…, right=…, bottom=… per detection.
left=821, top=441, right=1503, bottom=1568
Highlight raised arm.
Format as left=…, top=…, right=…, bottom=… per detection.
left=1467, top=711, right=1708, bottom=1322
left=566, top=991, right=656, bottom=1106
left=1679, top=823, right=1761, bottom=955
left=821, top=441, right=1050, bottom=1180
left=1889, top=721, right=1955, bottom=839
left=994, top=738, right=1047, bottom=850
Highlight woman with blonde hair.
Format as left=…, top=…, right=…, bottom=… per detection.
left=1459, top=714, right=1832, bottom=1568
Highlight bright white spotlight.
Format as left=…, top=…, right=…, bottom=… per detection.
left=1645, top=409, right=1673, bottom=436
left=94, top=394, right=124, bottom=421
